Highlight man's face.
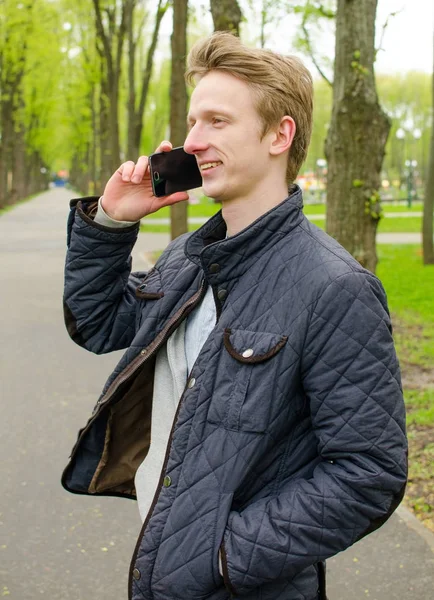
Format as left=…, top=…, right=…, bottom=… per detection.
left=184, top=70, right=277, bottom=202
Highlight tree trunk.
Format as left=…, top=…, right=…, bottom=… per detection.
left=93, top=0, right=126, bottom=177
left=99, top=73, right=112, bottom=185
left=90, top=84, right=98, bottom=194
left=126, top=0, right=137, bottom=159
left=133, top=0, right=168, bottom=157
left=11, top=128, right=27, bottom=202
left=325, top=0, right=390, bottom=274
left=169, top=0, right=189, bottom=240
left=0, top=98, right=13, bottom=208
left=11, top=89, right=28, bottom=202
left=422, top=30, right=434, bottom=265
left=210, top=0, right=242, bottom=35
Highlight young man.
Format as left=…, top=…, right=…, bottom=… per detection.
left=62, top=32, right=407, bottom=600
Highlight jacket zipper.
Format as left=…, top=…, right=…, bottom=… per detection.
left=67, top=278, right=207, bottom=468
left=128, top=277, right=213, bottom=599
left=128, top=368, right=194, bottom=600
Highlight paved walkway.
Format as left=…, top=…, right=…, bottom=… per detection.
left=0, top=188, right=433, bottom=599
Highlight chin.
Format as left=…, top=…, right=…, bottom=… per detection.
left=202, top=184, right=224, bottom=202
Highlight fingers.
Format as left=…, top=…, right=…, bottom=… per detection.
left=118, top=156, right=149, bottom=183
left=130, top=155, right=149, bottom=183
left=163, top=191, right=189, bottom=204
left=154, top=140, right=172, bottom=154
left=117, top=140, right=172, bottom=183
left=118, top=160, right=135, bottom=181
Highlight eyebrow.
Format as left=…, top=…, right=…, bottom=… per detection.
left=186, top=108, right=234, bottom=125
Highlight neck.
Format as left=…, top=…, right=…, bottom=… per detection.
left=221, top=182, right=290, bottom=237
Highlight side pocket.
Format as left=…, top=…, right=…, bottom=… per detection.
left=135, top=268, right=164, bottom=331
left=135, top=267, right=164, bottom=300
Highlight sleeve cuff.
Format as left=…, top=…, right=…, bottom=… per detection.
left=94, top=197, right=140, bottom=228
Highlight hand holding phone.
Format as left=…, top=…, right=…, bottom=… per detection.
left=148, top=146, right=202, bottom=197
left=101, top=141, right=192, bottom=222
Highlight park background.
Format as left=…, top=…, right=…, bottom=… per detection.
left=0, top=0, right=433, bottom=598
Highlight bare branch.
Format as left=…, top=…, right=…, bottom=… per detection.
left=375, top=9, right=402, bottom=59
left=137, top=0, right=169, bottom=119
left=301, top=12, right=333, bottom=87
left=114, top=0, right=128, bottom=86
left=92, top=0, right=113, bottom=75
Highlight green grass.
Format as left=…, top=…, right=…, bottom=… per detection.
left=405, top=390, right=434, bottom=426
left=380, top=202, right=423, bottom=213
left=377, top=245, right=434, bottom=372
left=377, top=245, right=434, bottom=430
left=307, top=215, right=424, bottom=233
left=377, top=216, right=422, bottom=233
left=144, top=198, right=423, bottom=220
left=377, top=245, right=434, bottom=328
left=140, top=214, right=424, bottom=234
left=145, top=199, right=220, bottom=220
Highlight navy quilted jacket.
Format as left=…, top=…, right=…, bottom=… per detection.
left=62, top=186, right=407, bottom=600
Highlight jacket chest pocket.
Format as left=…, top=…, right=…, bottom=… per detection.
left=207, top=328, right=288, bottom=433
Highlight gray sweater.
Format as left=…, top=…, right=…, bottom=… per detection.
left=94, top=199, right=217, bottom=520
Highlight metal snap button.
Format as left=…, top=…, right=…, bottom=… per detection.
left=133, top=568, right=141, bottom=580
left=188, top=377, right=196, bottom=388
left=217, top=289, right=227, bottom=301
left=163, top=475, right=172, bottom=487
left=140, top=349, right=146, bottom=355
left=209, top=263, right=220, bottom=274
left=242, top=348, right=254, bottom=358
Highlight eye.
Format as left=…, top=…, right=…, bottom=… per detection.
left=212, top=117, right=225, bottom=126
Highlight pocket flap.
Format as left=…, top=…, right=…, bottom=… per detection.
left=135, top=268, right=164, bottom=299
left=223, top=328, right=287, bottom=363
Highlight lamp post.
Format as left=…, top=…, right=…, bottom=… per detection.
left=405, top=159, right=418, bottom=207
left=396, top=125, right=422, bottom=206
left=412, top=128, right=422, bottom=198
left=316, top=158, right=327, bottom=202
left=396, top=128, right=406, bottom=200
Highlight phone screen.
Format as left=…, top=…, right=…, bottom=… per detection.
left=149, top=147, right=202, bottom=197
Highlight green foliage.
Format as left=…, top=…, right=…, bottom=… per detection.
left=0, top=0, right=431, bottom=190
left=292, top=1, right=335, bottom=20
left=352, top=179, right=364, bottom=188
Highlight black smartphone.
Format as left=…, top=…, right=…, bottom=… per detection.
left=148, top=146, right=202, bottom=197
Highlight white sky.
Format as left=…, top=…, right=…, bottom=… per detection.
left=159, top=0, right=434, bottom=77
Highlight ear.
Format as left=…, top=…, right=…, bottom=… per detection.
left=269, top=116, right=296, bottom=156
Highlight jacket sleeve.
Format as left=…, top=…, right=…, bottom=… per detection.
left=63, top=197, right=145, bottom=354
left=220, top=271, right=408, bottom=596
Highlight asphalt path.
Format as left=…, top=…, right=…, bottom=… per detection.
left=1, top=189, right=433, bottom=599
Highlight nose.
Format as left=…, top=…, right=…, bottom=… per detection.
left=184, top=124, right=209, bottom=155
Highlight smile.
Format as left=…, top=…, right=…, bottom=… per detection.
left=199, top=161, right=222, bottom=172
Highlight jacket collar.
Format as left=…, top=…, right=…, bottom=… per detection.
left=184, top=184, right=304, bottom=286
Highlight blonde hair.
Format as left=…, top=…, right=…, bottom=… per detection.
left=185, top=32, right=313, bottom=184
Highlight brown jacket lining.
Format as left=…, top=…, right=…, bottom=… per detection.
left=89, top=359, right=155, bottom=495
